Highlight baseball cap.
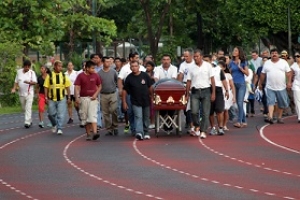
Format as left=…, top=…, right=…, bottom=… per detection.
left=281, top=50, right=288, bottom=56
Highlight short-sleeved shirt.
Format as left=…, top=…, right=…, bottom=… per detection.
left=213, top=65, right=226, bottom=87
left=251, top=57, right=262, bottom=73
left=14, top=69, right=37, bottom=96
left=64, top=70, right=78, bottom=95
left=291, top=62, right=300, bottom=91
left=124, top=72, right=152, bottom=107
left=118, top=63, right=146, bottom=81
left=228, top=60, right=248, bottom=84
left=186, top=61, right=214, bottom=89
left=98, top=69, right=118, bottom=93
left=179, top=60, right=195, bottom=83
left=44, top=71, right=71, bottom=101
left=37, top=76, right=46, bottom=94
left=154, top=65, right=178, bottom=80
left=262, top=59, right=291, bottom=91
left=74, top=72, right=101, bottom=97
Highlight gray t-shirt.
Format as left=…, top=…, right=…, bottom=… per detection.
left=98, top=69, right=118, bottom=93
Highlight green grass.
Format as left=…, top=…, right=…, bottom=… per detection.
left=0, top=105, right=38, bottom=115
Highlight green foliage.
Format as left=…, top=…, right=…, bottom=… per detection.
left=0, top=42, right=23, bottom=107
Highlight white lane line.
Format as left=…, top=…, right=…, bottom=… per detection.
left=260, top=124, right=300, bottom=154
left=63, top=135, right=163, bottom=199
left=199, top=137, right=300, bottom=178
left=133, top=140, right=298, bottom=200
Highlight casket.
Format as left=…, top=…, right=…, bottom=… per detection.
left=153, top=79, right=187, bottom=110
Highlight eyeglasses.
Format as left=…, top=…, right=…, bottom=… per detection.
left=295, top=55, right=300, bottom=58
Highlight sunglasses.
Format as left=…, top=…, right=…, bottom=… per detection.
left=295, top=55, right=300, bottom=58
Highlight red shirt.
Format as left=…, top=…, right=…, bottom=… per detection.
left=74, top=72, right=101, bottom=97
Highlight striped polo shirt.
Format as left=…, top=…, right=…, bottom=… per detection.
left=44, top=71, right=71, bottom=101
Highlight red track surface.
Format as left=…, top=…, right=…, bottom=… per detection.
left=0, top=112, right=299, bottom=200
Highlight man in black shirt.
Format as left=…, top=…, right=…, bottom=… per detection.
left=122, top=61, right=152, bottom=140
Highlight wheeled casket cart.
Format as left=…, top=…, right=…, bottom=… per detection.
left=153, top=79, right=187, bottom=137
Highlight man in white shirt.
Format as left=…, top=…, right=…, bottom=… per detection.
left=186, top=49, right=216, bottom=139
left=177, top=48, right=194, bottom=130
left=11, top=60, right=37, bottom=128
left=65, top=61, right=79, bottom=124
left=118, top=52, right=145, bottom=135
left=154, top=54, right=177, bottom=81
left=250, top=50, right=262, bottom=73
left=259, top=48, right=292, bottom=124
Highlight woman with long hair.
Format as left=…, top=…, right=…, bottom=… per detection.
left=228, top=47, right=249, bottom=128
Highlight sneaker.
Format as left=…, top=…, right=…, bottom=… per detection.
left=24, top=124, right=30, bottom=128
left=47, top=123, right=52, bottom=127
left=209, top=127, right=217, bottom=135
left=144, top=135, right=151, bottom=140
left=200, top=132, right=207, bottom=139
left=92, top=133, right=100, bottom=140
left=189, top=127, right=195, bottom=136
left=39, top=121, right=44, bottom=128
left=148, top=124, right=155, bottom=129
left=86, top=135, right=92, bottom=141
left=194, top=130, right=200, bottom=137
left=57, top=129, right=63, bottom=135
left=218, top=128, right=225, bottom=136
left=277, top=118, right=284, bottom=124
left=52, top=125, right=57, bottom=133
left=135, top=133, right=143, bottom=140
left=67, top=118, right=73, bottom=124
left=124, top=125, right=130, bottom=133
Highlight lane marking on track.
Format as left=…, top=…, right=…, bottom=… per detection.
left=0, top=124, right=77, bottom=199
left=133, top=140, right=297, bottom=200
left=260, top=124, right=300, bottom=155
left=0, top=127, right=22, bottom=133
left=198, top=137, right=300, bottom=178
left=63, top=134, right=164, bottom=200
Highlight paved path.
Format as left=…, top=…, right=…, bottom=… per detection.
left=0, top=111, right=299, bottom=200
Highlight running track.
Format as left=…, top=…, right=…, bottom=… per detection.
left=0, top=112, right=299, bottom=200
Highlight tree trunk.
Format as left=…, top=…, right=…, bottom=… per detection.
left=196, top=12, right=204, bottom=51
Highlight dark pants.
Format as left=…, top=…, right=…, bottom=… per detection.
left=247, top=99, right=255, bottom=114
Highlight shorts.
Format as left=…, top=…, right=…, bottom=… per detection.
left=79, top=97, right=98, bottom=125
left=66, top=95, right=76, bottom=102
left=210, top=87, right=225, bottom=114
left=38, top=93, right=46, bottom=112
left=266, top=88, right=289, bottom=108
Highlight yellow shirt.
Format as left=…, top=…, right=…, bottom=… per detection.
left=44, top=71, right=71, bottom=101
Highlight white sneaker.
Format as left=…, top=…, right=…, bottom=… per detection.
left=52, top=125, right=57, bottom=133
left=200, top=132, right=207, bottom=139
left=57, top=129, right=63, bottom=135
left=195, top=130, right=200, bottom=136
left=210, top=127, right=217, bottom=135
left=144, top=135, right=151, bottom=140
left=148, top=124, right=155, bottom=129
left=189, top=127, right=195, bottom=136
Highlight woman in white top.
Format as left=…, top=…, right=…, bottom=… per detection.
left=290, top=52, right=300, bottom=122
left=219, top=61, right=235, bottom=131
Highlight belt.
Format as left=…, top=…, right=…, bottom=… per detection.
left=195, top=87, right=210, bottom=91
left=100, top=91, right=116, bottom=94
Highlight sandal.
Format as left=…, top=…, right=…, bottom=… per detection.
left=234, top=123, right=242, bottom=128
left=223, top=126, right=229, bottom=131
left=242, top=123, right=247, bottom=127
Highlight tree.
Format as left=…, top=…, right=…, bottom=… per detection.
left=0, top=0, right=65, bottom=56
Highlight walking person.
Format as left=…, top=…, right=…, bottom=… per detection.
left=36, top=65, right=50, bottom=128
left=228, top=46, right=249, bottom=128
left=44, top=60, right=71, bottom=135
left=186, top=49, right=216, bottom=139
left=290, top=52, right=300, bottom=122
left=74, top=60, right=102, bottom=140
left=98, top=57, right=118, bottom=136
left=123, top=61, right=153, bottom=140
left=11, top=60, right=37, bottom=128
left=259, top=49, right=292, bottom=124
left=65, top=61, right=79, bottom=124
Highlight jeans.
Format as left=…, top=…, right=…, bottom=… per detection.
left=48, top=98, right=67, bottom=130
left=132, top=105, right=150, bottom=136
left=116, top=88, right=124, bottom=119
left=191, top=88, right=211, bottom=133
left=126, top=94, right=135, bottom=133
left=97, top=93, right=103, bottom=127
left=19, top=94, right=34, bottom=125
left=234, top=83, right=247, bottom=123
